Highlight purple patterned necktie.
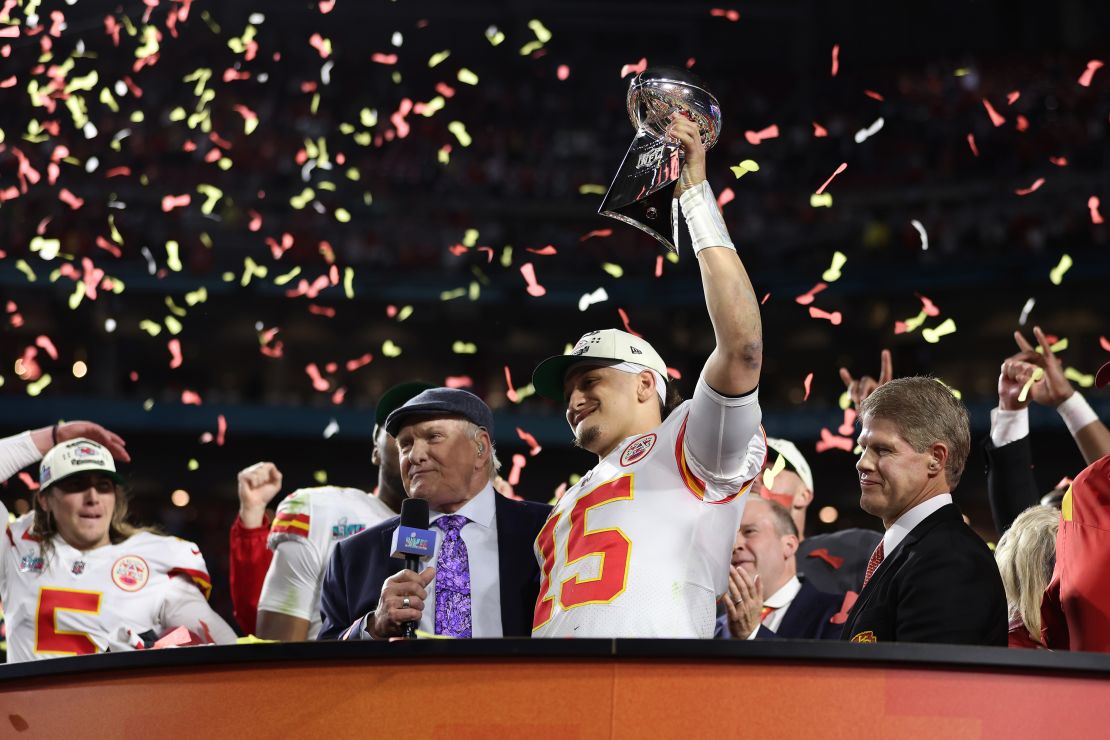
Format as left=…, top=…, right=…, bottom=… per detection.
left=433, top=515, right=472, bottom=637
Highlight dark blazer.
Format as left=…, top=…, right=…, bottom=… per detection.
left=840, top=503, right=1007, bottom=646
left=982, top=436, right=1042, bottom=535
left=716, top=578, right=844, bottom=640
left=796, top=528, right=882, bottom=595
left=318, top=493, right=551, bottom=640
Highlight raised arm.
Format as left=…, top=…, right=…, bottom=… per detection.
left=669, top=115, right=762, bottom=396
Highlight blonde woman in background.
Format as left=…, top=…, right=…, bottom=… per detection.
left=995, top=505, right=1059, bottom=648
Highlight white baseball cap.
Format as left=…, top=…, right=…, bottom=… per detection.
left=40, top=438, right=125, bottom=489
left=532, top=329, right=668, bottom=401
left=765, top=437, right=814, bottom=494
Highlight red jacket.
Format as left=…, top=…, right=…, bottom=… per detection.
left=228, top=516, right=272, bottom=635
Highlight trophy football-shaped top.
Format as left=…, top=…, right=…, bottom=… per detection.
left=598, top=67, right=722, bottom=252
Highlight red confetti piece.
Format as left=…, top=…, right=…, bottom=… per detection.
left=507, top=453, right=527, bottom=486
left=0, top=26, right=21, bottom=38
left=526, top=245, right=558, bottom=255
left=519, top=262, right=546, bottom=297
left=744, top=124, right=779, bottom=145
left=386, top=305, right=398, bottom=318
left=308, top=304, right=336, bottom=317
left=1049, top=157, right=1068, bottom=167
left=516, top=427, right=542, bottom=456
left=309, top=33, right=331, bottom=58
left=267, top=232, right=294, bottom=259
left=1078, top=59, right=1104, bottom=87
left=666, top=367, right=682, bottom=380
left=95, top=236, right=121, bottom=258
left=982, top=98, right=1006, bottom=127
left=802, top=372, right=814, bottom=401
left=1006, top=90, right=1021, bottom=105
left=579, top=228, right=613, bottom=241
left=717, top=187, right=734, bottom=207
left=216, top=415, right=227, bottom=446
left=58, top=188, right=83, bottom=210
left=709, top=8, right=740, bottom=21
left=1015, top=114, right=1029, bottom=132
left=1099, top=336, right=1110, bottom=352
left=390, top=98, right=413, bottom=138
left=105, top=166, right=130, bottom=178
left=168, top=338, right=183, bottom=369
left=319, top=0, right=336, bottom=12
left=816, top=427, right=854, bottom=453
left=332, top=387, right=346, bottom=405
left=831, top=44, right=840, bottom=76
left=504, top=365, right=519, bottom=403
left=35, top=335, right=58, bottom=360
left=864, top=90, right=884, bottom=101
left=812, top=121, right=828, bottom=138
left=0, top=75, right=16, bottom=88
left=556, top=64, right=570, bottom=81
left=620, top=57, right=647, bottom=79
left=445, top=376, right=473, bottom=389
left=305, top=363, right=330, bottom=392
left=686, top=58, right=696, bottom=69
left=618, top=307, right=641, bottom=337
left=161, top=194, right=190, bottom=212
left=346, top=353, right=373, bottom=371
left=815, top=162, right=847, bottom=195
left=1090, top=196, right=1104, bottom=225
left=435, top=81, right=455, bottom=98
left=808, top=307, right=843, bottom=325
left=794, top=282, right=827, bottom=306
left=18, top=472, right=39, bottom=491
left=325, top=362, right=338, bottom=373
left=553, top=482, right=568, bottom=501
left=760, top=293, right=771, bottom=305
left=967, top=133, right=979, bottom=157
left=371, top=53, right=397, bottom=65
left=448, top=244, right=468, bottom=256
left=1015, top=177, right=1045, bottom=196
left=181, top=390, right=203, bottom=406
left=838, top=408, right=858, bottom=436
left=655, top=255, right=664, bottom=278
left=917, top=293, right=940, bottom=317
left=477, top=246, right=494, bottom=263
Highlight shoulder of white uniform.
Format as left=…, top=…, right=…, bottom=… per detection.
left=126, top=532, right=214, bottom=598
left=269, top=486, right=369, bottom=547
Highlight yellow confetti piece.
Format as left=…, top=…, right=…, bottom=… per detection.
left=143, top=399, right=155, bottom=412
left=485, top=25, right=505, bottom=46
left=185, top=287, right=208, bottom=306
left=515, top=383, right=536, bottom=402
left=729, top=159, right=760, bottom=178
left=822, top=251, right=847, bottom=282
left=200, top=233, right=213, bottom=250
left=27, top=374, right=52, bottom=397
left=934, top=378, right=963, bottom=400
left=343, top=267, right=355, bottom=299
left=217, top=157, right=233, bottom=171
left=810, top=193, right=833, bottom=208
left=500, top=246, right=513, bottom=267
left=136, top=25, right=161, bottom=58
left=164, top=316, right=183, bottom=335
left=462, top=229, right=480, bottom=247
left=838, top=390, right=851, bottom=410
left=447, top=121, right=472, bottom=147
left=457, top=68, right=479, bottom=85
left=666, top=252, right=679, bottom=264
left=440, top=288, right=466, bottom=301
left=197, top=184, right=223, bottom=215
left=921, top=318, right=957, bottom=344
left=273, top=267, right=302, bottom=286
left=1035, top=337, right=1068, bottom=355
left=1018, top=367, right=1044, bottom=403
left=15, top=260, right=37, bottom=282
left=290, top=187, right=315, bottom=209
left=166, top=241, right=183, bottom=272
left=414, top=629, right=454, bottom=640
left=452, top=341, right=478, bottom=354
left=165, top=297, right=187, bottom=317
left=428, top=50, right=451, bottom=68
left=954, top=68, right=971, bottom=77
left=241, top=257, right=268, bottom=286
left=346, top=167, right=361, bottom=181
left=602, top=263, right=624, bottom=278
left=335, top=207, right=351, bottom=223
left=139, top=320, right=162, bottom=336
left=68, top=283, right=84, bottom=310
left=313, top=470, right=327, bottom=483
left=519, top=40, right=544, bottom=55
left=109, top=215, right=123, bottom=244
left=1049, top=254, right=1073, bottom=285
left=579, top=184, right=606, bottom=195
left=762, top=453, right=786, bottom=490
left=902, top=310, right=928, bottom=333
left=382, top=340, right=402, bottom=357
left=359, top=108, right=378, bottom=127
left=30, top=237, right=61, bottom=261
left=236, top=635, right=278, bottom=645
left=528, top=19, right=552, bottom=43
left=437, top=146, right=451, bottom=165
left=469, top=281, right=481, bottom=301
left=130, top=111, right=145, bottom=124
left=1064, top=367, right=1095, bottom=388
left=188, top=458, right=200, bottom=471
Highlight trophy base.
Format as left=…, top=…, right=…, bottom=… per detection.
left=598, top=130, right=687, bottom=254
left=599, top=187, right=682, bottom=254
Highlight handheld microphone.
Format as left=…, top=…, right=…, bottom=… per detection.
left=390, top=498, right=436, bottom=638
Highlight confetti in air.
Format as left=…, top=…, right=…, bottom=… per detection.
left=910, top=220, right=928, bottom=250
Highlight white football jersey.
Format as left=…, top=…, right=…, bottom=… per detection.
left=532, top=401, right=766, bottom=638
left=0, top=502, right=224, bottom=662
left=259, top=486, right=394, bottom=638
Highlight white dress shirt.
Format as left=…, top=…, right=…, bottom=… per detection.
left=744, top=574, right=802, bottom=640
left=882, top=493, right=953, bottom=556
left=421, top=483, right=504, bottom=637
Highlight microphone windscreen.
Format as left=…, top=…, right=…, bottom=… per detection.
left=400, top=497, right=429, bottom=529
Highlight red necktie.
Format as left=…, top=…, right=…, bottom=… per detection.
left=862, top=540, right=885, bottom=588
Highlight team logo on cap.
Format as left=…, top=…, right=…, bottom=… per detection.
left=111, top=555, right=150, bottom=592
left=620, top=433, right=657, bottom=467
left=75, top=444, right=98, bottom=458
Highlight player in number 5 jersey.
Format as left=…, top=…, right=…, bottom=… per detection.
left=0, top=433, right=237, bottom=662
left=530, top=114, right=765, bottom=638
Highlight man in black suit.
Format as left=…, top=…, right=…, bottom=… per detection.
left=718, top=497, right=846, bottom=640
left=318, top=388, right=551, bottom=639
left=840, top=376, right=1007, bottom=646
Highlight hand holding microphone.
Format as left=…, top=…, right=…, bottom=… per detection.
left=372, top=498, right=438, bottom=639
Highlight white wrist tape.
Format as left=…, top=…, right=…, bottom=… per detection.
left=679, top=180, right=735, bottom=255
left=1057, top=392, right=1098, bottom=436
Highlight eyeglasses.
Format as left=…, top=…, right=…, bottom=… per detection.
left=53, top=475, right=117, bottom=495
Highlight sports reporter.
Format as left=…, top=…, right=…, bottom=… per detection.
left=0, top=434, right=236, bottom=661
left=528, top=115, right=766, bottom=638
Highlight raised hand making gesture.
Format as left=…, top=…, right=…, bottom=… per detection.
left=839, top=349, right=893, bottom=409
